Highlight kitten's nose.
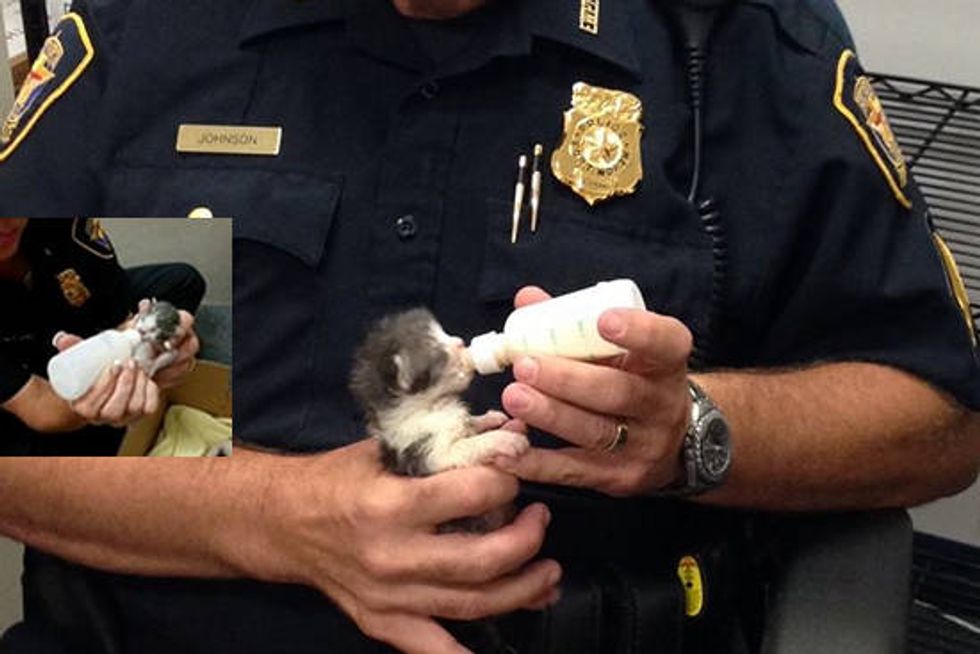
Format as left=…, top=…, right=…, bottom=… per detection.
left=449, top=337, right=464, bottom=349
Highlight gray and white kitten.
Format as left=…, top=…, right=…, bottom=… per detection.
left=132, top=298, right=182, bottom=377
left=351, top=309, right=529, bottom=652
left=350, top=308, right=528, bottom=496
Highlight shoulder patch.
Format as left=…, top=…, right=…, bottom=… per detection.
left=833, top=50, right=912, bottom=210
left=933, top=234, right=977, bottom=349
left=0, top=13, right=95, bottom=163
left=72, top=218, right=115, bottom=260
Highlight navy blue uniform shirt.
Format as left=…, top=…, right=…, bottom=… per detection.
left=1, top=0, right=975, bottom=443
left=0, top=219, right=128, bottom=455
left=0, top=0, right=978, bottom=651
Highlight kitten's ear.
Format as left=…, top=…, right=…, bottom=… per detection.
left=393, top=353, right=413, bottom=392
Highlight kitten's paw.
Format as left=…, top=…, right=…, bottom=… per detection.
left=484, top=431, right=529, bottom=460
left=471, top=410, right=509, bottom=432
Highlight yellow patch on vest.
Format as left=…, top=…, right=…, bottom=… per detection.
left=0, top=13, right=95, bottom=163
left=833, top=50, right=912, bottom=210
left=933, top=234, right=977, bottom=348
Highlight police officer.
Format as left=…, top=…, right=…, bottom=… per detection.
left=0, top=1, right=978, bottom=653
left=0, top=218, right=204, bottom=456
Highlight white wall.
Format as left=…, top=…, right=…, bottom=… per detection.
left=102, top=218, right=232, bottom=306
left=837, top=0, right=980, bottom=87
left=0, top=7, right=14, bottom=114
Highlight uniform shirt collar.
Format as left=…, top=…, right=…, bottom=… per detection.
left=239, top=0, right=347, bottom=45
left=240, top=0, right=643, bottom=79
left=521, top=0, right=643, bottom=79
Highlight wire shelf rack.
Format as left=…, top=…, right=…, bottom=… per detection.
left=871, top=73, right=980, bottom=333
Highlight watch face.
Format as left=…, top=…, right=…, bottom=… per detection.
left=700, top=416, right=731, bottom=482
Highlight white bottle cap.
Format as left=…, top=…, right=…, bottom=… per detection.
left=467, top=331, right=507, bottom=375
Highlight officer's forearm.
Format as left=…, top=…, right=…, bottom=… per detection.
left=694, top=362, right=979, bottom=510
left=1, top=376, right=87, bottom=433
left=0, top=450, right=283, bottom=579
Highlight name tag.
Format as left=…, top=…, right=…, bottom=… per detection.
left=176, top=124, right=282, bottom=156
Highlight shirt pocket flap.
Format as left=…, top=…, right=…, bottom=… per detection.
left=106, top=167, right=340, bottom=268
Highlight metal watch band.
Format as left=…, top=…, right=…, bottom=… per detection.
left=655, top=380, right=731, bottom=497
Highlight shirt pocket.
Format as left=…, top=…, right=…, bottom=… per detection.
left=106, top=167, right=342, bottom=448
left=477, top=197, right=716, bottom=346
left=105, top=166, right=339, bottom=228
left=235, top=178, right=341, bottom=448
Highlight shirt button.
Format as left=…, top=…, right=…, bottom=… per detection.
left=187, top=206, right=214, bottom=219
left=395, top=215, right=418, bottom=240
left=419, top=81, right=440, bottom=100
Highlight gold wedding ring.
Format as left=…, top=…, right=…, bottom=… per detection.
left=605, top=421, right=629, bottom=452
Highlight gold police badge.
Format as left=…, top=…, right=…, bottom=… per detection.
left=57, top=268, right=91, bottom=308
left=552, top=82, right=644, bottom=206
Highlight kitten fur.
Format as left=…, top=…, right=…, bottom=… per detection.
left=350, top=309, right=530, bottom=654
left=349, top=308, right=528, bottom=480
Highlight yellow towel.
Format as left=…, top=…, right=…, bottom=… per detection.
left=148, top=405, right=233, bottom=457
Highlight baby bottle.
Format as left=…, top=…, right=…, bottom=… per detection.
left=467, top=279, right=646, bottom=375
left=48, top=329, right=143, bottom=401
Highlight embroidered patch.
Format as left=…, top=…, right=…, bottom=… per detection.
left=933, top=234, right=977, bottom=348
left=72, top=218, right=115, bottom=260
left=0, top=13, right=95, bottom=163
left=833, top=50, right=912, bottom=209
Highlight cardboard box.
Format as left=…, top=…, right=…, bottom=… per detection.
left=118, top=360, right=232, bottom=456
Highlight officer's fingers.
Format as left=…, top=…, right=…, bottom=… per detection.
left=99, top=361, right=138, bottom=423
left=502, top=383, right=613, bottom=451
left=178, top=330, right=200, bottom=361
left=514, top=286, right=552, bottom=309
left=178, top=310, right=195, bottom=333
left=388, top=558, right=561, bottom=622
left=525, top=585, right=563, bottom=611
left=71, top=363, right=121, bottom=419
left=496, top=447, right=633, bottom=497
left=407, top=467, right=519, bottom=526
left=357, top=611, right=473, bottom=654
left=143, top=380, right=161, bottom=416
left=399, top=503, right=551, bottom=584
left=126, top=368, right=148, bottom=417
left=170, top=311, right=196, bottom=347
left=598, top=309, right=693, bottom=373
left=52, top=331, right=83, bottom=352
left=501, top=418, right=527, bottom=434
left=510, top=356, right=650, bottom=418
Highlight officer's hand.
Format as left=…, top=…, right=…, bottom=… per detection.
left=54, top=332, right=162, bottom=427
left=249, top=439, right=560, bottom=654
left=496, top=286, right=692, bottom=497
left=151, top=309, right=200, bottom=389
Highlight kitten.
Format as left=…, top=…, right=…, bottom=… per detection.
left=350, top=309, right=531, bottom=649
left=132, top=298, right=182, bottom=377
left=349, top=308, right=528, bottom=528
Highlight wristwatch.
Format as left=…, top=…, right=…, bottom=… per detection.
left=666, top=380, right=732, bottom=496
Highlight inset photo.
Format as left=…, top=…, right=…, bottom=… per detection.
left=0, top=218, right=231, bottom=457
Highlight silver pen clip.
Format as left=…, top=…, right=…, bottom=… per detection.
left=530, top=144, right=543, bottom=233
left=511, top=154, right=529, bottom=244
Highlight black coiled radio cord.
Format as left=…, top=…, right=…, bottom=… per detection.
left=661, top=0, right=738, bottom=366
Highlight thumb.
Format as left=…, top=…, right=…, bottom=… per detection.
left=514, top=286, right=552, bottom=309
left=52, top=331, right=83, bottom=352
